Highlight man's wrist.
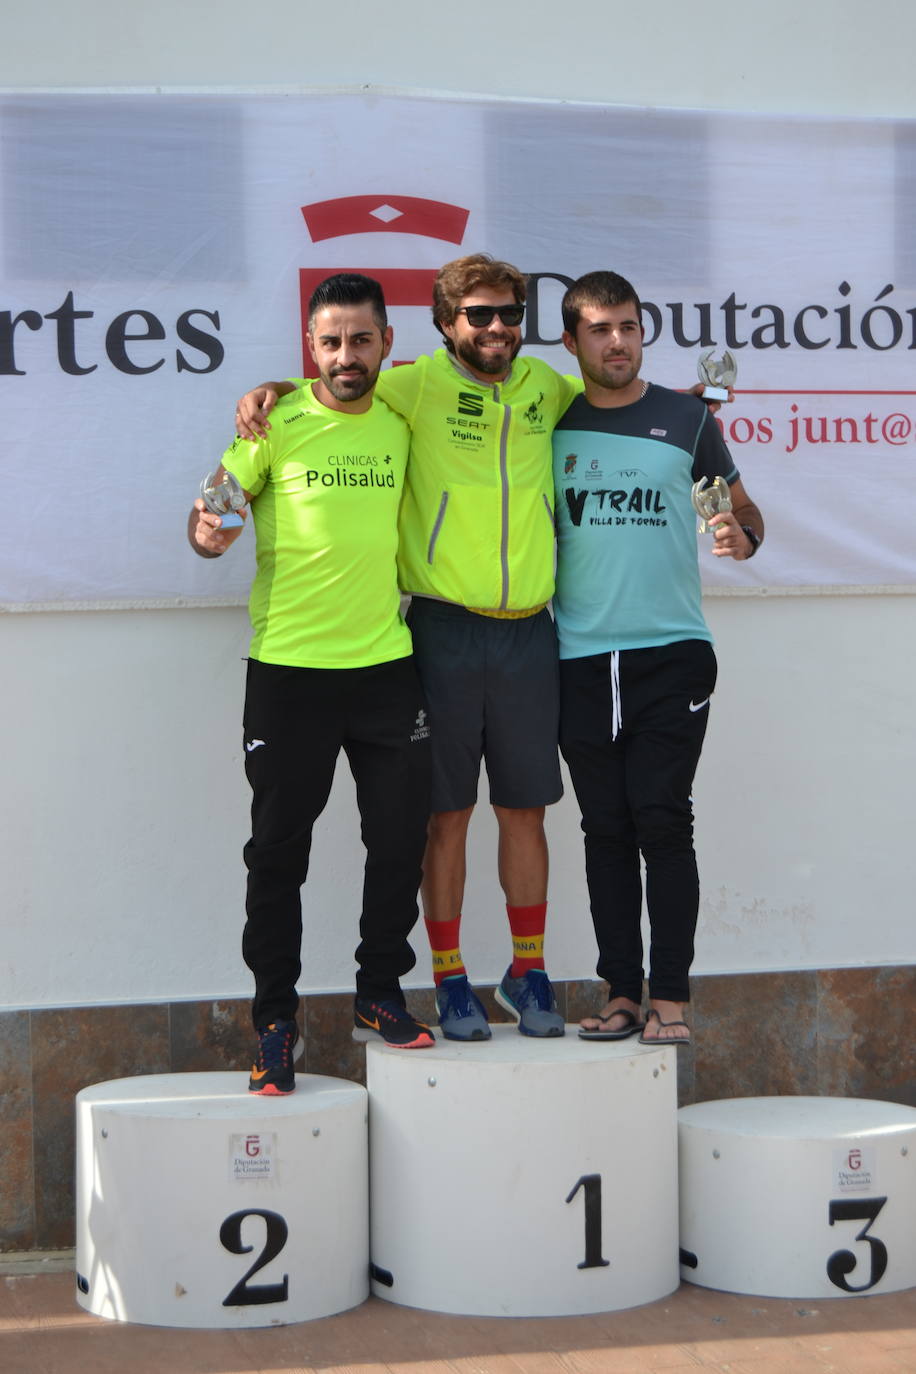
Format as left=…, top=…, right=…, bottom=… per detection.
left=741, top=525, right=761, bottom=558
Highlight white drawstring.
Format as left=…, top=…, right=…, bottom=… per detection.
left=610, top=650, right=622, bottom=740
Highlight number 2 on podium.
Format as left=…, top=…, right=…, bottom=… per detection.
left=220, top=1209, right=289, bottom=1306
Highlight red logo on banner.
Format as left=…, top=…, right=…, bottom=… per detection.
left=847, top=1149, right=862, bottom=1171
left=245, top=1135, right=261, bottom=1158
left=301, top=196, right=469, bottom=245
left=298, top=196, right=470, bottom=376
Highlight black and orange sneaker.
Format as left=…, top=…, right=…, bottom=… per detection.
left=248, top=1019, right=303, bottom=1094
left=352, top=997, right=435, bottom=1049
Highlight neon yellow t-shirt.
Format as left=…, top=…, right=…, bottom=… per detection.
left=224, top=383, right=412, bottom=669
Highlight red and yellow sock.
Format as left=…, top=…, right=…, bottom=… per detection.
left=507, top=902, right=547, bottom=977
left=425, top=915, right=466, bottom=986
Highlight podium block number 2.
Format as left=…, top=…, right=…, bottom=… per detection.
left=220, top=1209, right=289, bottom=1306
left=827, top=1197, right=888, bottom=1294
left=566, top=1174, right=609, bottom=1270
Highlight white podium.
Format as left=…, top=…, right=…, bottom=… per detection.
left=75, top=1071, right=368, bottom=1327
left=679, top=1096, right=916, bottom=1299
left=366, top=1025, right=679, bottom=1316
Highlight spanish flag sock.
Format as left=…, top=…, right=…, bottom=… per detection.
left=425, top=915, right=466, bottom=986
left=507, top=902, right=547, bottom=977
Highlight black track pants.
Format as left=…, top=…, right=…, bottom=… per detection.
left=241, top=656, right=432, bottom=1027
left=559, top=640, right=717, bottom=1004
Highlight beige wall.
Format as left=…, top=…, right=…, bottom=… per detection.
left=5, top=0, right=913, bottom=119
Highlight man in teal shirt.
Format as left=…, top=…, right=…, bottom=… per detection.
left=554, top=270, right=763, bottom=1047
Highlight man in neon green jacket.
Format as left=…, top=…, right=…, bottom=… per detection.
left=385, top=257, right=579, bottom=1041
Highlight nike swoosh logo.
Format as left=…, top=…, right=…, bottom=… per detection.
left=246, top=739, right=266, bottom=752
left=356, top=1014, right=381, bottom=1031
left=688, top=698, right=710, bottom=712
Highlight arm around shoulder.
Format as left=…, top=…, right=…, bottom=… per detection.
left=235, top=380, right=298, bottom=440
left=374, top=357, right=425, bottom=422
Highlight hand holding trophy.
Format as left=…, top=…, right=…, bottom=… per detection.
left=691, top=476, right=732, bottom=535
left=697, top=347, right=737, bottom=403
left=200, top=469, right=247, bottom=528
left=694, top=347, right=738, bottom=534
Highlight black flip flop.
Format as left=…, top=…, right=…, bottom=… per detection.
left=578, top=1008, right=646, bottom=1041
left=638, top=1008, right=691, bottom=1047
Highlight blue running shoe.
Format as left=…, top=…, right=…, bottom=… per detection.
left=495, top=967, right=565, bottom=1037
left=435, top=975, right=492, bottom=1041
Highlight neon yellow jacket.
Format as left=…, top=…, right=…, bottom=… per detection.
left=377, top=350, right=580, bottom=613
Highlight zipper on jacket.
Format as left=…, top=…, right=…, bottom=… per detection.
left=493, top=383, right=512, bottom=610
left=427, top=491, right=449, bottom=564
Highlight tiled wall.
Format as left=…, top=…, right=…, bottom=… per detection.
left=2, top=965, right=914, bottom=1253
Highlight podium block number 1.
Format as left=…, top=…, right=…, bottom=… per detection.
left=220, top=1209, right=290, bottom=1306
left=566, top=1174, right=609, bottom=1270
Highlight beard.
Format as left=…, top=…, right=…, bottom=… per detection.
left=454, top=331, right=523, bottom=378
left=581, top=351, right=642, bottom=392
left=322, top=364, right=376, bottom=402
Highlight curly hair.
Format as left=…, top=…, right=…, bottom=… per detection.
left=432, top=254, right=527, bottom=350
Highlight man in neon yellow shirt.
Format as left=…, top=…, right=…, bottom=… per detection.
left=189, top=273, right=435, bottom=1094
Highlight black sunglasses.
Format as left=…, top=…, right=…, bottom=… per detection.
left=455, top=304, right=525, bottom=327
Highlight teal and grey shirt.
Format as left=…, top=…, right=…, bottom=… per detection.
left=552, top=384, right=738, bottom=659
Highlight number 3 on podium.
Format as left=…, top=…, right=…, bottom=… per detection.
left=827, top=1196, right=888, bottom=1294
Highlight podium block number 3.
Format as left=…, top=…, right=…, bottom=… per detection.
left=220, top=1209, right=290, bottom=1307
left=827, top=1197, right=888, bottom=1294
left=566, top=1174, right=609, bottom=1270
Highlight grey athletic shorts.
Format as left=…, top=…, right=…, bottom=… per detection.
left=406, top=597, right=563, bottom=812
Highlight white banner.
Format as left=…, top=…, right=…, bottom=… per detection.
left=3, top=92, right=916, bottom=607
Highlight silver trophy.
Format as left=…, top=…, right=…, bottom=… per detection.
left=200, top=469, right=246, bottom=528
left=691, top=476, right=732, bottom=534
left=697, top=348, right=737, bottom=402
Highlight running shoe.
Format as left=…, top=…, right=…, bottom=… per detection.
left=248, top=1018, right=303, bottom=1095
left=495, top=967, right=565, bottom=1037
left=353, top=997, right=435, bottom=1048
left=435, top=975, right=492, bottom=1041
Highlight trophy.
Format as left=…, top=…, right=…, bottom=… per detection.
left=697, top=347, right=737, bottom=402
left=691, top=476, right=732, bottom=534
left=200, top=469, right=246, bottom=528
